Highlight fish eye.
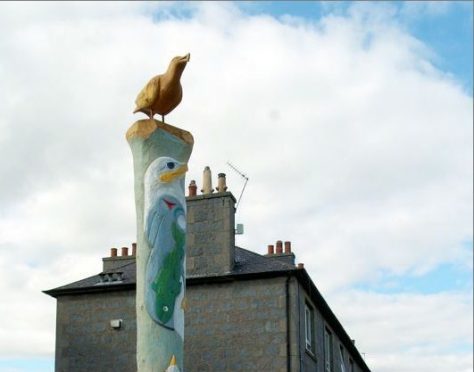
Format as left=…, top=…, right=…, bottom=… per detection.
left=166, top=162, right=175, bottom=170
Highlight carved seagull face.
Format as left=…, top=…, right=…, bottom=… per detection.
left=148, top=156, right=188, bottom=185
left=144, top=156, right=188, bottom=220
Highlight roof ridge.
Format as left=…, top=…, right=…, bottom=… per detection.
left=236, top=246, right=294, bottom=268
left=235, top=246, right=265, bottom=258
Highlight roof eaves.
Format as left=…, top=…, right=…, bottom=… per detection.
left=43, top=282, right=136, bottom=298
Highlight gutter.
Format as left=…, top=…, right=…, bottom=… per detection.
left=43, top=283, right=136, bottom=298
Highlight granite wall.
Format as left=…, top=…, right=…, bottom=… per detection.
left=55, top=290, right=136, bottom=372
left=185, top=277, right=289, bottom=371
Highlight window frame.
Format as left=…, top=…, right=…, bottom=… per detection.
left=324, top=326, right=333, bottom=372
left=304, top=302, right=316, bottom=355
left=339, top=344, right=347, bottom=372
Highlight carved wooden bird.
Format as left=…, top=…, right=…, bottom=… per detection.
left=133, top=53, right=190, bottom=123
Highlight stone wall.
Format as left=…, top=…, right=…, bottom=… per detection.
left=186, top=192, right=236, bottom=277
left=54, top=275, right=366, bottom=372
left=184, top=277, right=289, bottom=371
left=55, top=277, right=289, bottom=372
left=55, top=290, right=136, bottom=372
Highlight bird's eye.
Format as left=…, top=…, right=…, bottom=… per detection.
left=166, top=162, right=175, bottom=170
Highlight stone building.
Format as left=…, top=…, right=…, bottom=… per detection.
left=44, top=178, right=370, bottom=372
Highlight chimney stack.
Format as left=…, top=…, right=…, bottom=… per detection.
left=265, top=240, right=296, bottom=265
left=188, top=180, right=197, bottom=197
left=201, top=166, right=214, bottom=194
left=275, top=240, right=283, bottom=254
left=103, top=244, right=136, bottom=271
left=186, top=186, right=236, bottom=276
left=216, top=173, right=228, bottom=193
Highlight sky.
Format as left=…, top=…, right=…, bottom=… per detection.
left=0, top=1, right=472, bottom=371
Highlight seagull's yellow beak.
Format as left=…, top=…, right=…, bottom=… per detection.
left=160, top=164, right=188, bottom=183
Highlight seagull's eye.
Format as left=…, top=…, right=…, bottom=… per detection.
left=166, top=162, right=175, bottom=170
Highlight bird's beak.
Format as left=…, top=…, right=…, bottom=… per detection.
left=160, top=164, right=188, bottom=183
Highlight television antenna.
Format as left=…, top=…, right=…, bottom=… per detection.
left=226, top=161, right=249, bottom=210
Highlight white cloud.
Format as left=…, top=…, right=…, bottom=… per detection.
left=329, top=290, right=473, bottom=372
left=0, top=2, right=471, bottom=370
left=0, top=250, right=100, bottom=357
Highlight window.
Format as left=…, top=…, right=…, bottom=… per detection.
left=349, top=359, right=354, bottom=372
left=304, top=303, right=315, bottom=353
left=324, top=327, right=333, bottom=372
left=339, top=345, right=347, bottom=372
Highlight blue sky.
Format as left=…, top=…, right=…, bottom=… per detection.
left=356, top=261, right=473, bottom=294
left=241, top=1, right=473, bottom=94
left=0, top=1, right=471, bottom=371
left=0, top=358, right=53, bottom=372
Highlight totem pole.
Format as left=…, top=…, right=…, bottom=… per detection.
left=127, top=53, right=193, bottom=372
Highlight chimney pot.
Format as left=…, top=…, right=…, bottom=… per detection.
left=110, top=248, right=117, bottom=257
left=216, top=173, right=228, bottom=193
left=132, top=243, right=137, bottom=256
left=188, top=180, right=197, bottom=197
left=267, top=244, right=274, bottom=255
left=276, top=240, right=283, bottom=254
left=284, top=241, right=291, bottom=253
left=297, top=263, right=304, bottom=269
left=121, top=247, right=128, bottom=256
left=201, top=166, right=214, bottom=194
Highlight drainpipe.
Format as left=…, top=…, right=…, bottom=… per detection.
left=286, top=274, right=291, bottom=372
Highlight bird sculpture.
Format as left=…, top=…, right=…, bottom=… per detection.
left=133, top=53, right=190, bottom=123
left=143, top=156, right=188, bottom=337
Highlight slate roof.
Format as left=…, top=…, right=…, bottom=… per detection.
left=43, top=262, right=136, bottom=297
left=232, top=246, right=295, bottom=275
left=43, top=247, right=296, bottom=297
